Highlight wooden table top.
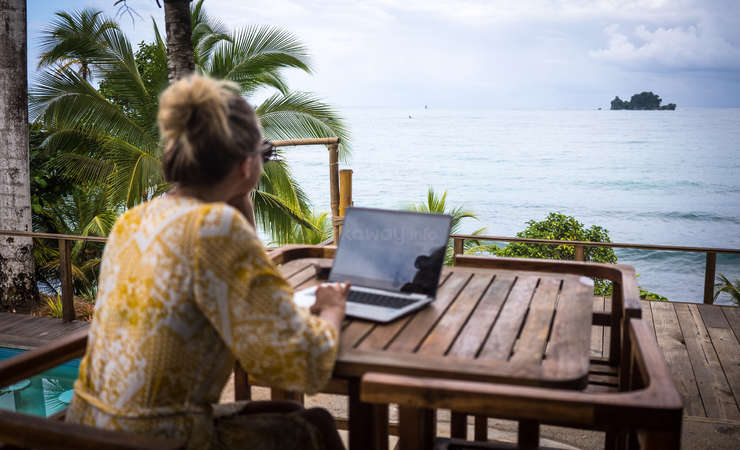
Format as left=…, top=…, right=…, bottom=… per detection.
left=280, top=257, right=595, bottom=390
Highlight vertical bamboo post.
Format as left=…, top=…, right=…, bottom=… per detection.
left=58, top=239, right=75, bottom=322
left=574, top=244, right=585, bottom=261
left=339, top=169, right=353, bottom=216
left=704, top=251, right=717, bottom=304
left=338, top=169, right=353, bottom=241
left=328, top=143, right=340, bottom=242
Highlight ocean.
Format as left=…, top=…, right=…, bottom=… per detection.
left=283, top=107, right=740, bottom=305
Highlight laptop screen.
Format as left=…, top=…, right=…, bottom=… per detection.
left=329, top=207, right=452, bottom=297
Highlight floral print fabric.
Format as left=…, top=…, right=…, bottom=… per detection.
left=66, top=196, right=338, bottom=448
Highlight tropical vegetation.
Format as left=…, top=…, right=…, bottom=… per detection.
left=610, top=91, right=676, bottom=110
left=465, top=212, right=667, bottom=299
left=406, top=188, right=485, bottom=265
left=29, top=1, right=349, bottom=302
left=715, top=274, right=740, bottom=306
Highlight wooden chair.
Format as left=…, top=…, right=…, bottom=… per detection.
left=0, top=330, right=185, bottom=449
left=360, top=318, right=683, bottom=450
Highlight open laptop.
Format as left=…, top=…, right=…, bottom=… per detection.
left=293, top=207, right=452, bottom=323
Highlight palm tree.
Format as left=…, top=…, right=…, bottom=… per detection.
left=0, top=0, right=37, bottom=312
left=406, top=188, right=485, bottom=265
left=272, top=210, right=332, bottom=246
left=162, top=0, right=195, bottom=81
left=715, top=274, right=740, bottom=306
left=33, top=186, right=116, bottom=296
left=38, top=8, right=120, bottom=81
left=31, top=2, right=349, bottom=243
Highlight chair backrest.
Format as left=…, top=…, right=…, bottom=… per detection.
left=0, top=329, right=185, bottom=449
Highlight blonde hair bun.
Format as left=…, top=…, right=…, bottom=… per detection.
left=158, top=75, right=240, bottom=159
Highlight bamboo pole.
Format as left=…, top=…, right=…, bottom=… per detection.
left=58, top=239, right=75, bottom=322
left=337, top=169, right=353, bottom=242
left=329, top=143, right=340, bottom=242
left=272, top=137, right=340, bottom=147
left=339, top=169, right=353, bottom=216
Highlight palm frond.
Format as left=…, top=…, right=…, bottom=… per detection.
left=257, top=92, right=351, bottom=159
left=252, top=190, right=317, bottom=244
left=30, top=68, right=156, bottom=148
left=207, top=25, right=311, bottom=92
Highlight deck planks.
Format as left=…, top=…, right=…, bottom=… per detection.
left=0, top=313, right=90, bottom=349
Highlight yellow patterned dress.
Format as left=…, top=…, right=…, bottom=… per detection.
left=66, top=196, right=339, bottom=449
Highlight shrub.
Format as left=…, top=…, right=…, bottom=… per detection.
left=495, top=213, right=617, bottom=295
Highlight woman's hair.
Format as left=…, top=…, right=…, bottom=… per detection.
left=158, top=75, right=262, bottom=185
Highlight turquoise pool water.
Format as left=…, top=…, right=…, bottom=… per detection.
left=0, top=347, right=80, bottom=417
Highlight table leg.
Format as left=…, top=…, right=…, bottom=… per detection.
left=474, top=415, right=487, bottom=441
left=450, top=412, right=467, bottom=439
left=349, top=378, right=388, bottom=450
left=399, top=406, right=436, bottom=450
left=233, top=364, right=250, bottom=401
left=518, top=420, right=539, bottom=449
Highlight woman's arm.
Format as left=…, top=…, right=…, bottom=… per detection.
left=193, top=204, right=341, bottom=394
left=227, top=193, right=256, bottom=229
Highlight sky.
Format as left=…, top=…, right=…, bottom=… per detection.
left=27, top=0, right=740, bottom=109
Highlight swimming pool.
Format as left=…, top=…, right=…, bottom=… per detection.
left=0, top=347, right=80, bottom=417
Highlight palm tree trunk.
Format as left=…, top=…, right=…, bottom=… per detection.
left=164, top=0, right=194, bottom=82
left=0, top=0, right=37, bottom=312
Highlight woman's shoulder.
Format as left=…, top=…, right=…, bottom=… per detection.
left=195, top=201, right=256, bottom=242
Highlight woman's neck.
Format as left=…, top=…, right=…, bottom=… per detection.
left=169, top=184, right=230, bottom=203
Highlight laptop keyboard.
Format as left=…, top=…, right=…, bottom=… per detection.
left=347, top=290, right=418, bottom=309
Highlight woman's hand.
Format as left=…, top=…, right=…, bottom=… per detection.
left=310, top=282, right=350, bottom=331
left=227, top=193, right=256, bottom=228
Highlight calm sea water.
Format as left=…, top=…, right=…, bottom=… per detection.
left=282, top=107, right=740, bottom=304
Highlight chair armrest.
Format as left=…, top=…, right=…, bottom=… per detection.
left=616, top=264, right=641, bottom=318
left=0, top=329, right=88, bottom=389
left=268, top=244, right=336, bottom=265
left=361, top=320, right=681, bottom=432
left=0, top=410, right=184, bottom=450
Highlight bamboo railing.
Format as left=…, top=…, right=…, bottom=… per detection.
left=0, top=138, right=352, bottom=322
left=451, top=234, right=740, bottom=304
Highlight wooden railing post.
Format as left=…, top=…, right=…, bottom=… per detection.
left=453, top=237, right=464, bottom=265
left=574, top=244, right=585, bottom=262
left=328, top=143, right=340, bottom=242
left=58, top=239, right=75, bottom=322
left=704, top=251, right=717, bottom=304
left=338, top=169, right=353, bottom=240
left=339, top=169, right=353, bottom=216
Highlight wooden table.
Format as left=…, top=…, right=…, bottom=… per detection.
left=272, top=246, right=598, bottom=450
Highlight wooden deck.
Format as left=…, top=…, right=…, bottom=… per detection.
left=2, top=299, right=739, bottom=424
left=0, top=313, right=89, bottom=349
left=591, top=299, right=740, bottom=422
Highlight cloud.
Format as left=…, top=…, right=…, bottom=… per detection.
left=590, top=23, right=740, bottom=70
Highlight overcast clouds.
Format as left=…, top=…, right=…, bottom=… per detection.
left=28, top=0, right=740, bottom=108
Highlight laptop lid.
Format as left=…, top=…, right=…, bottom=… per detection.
left=328, top=207, right=453, bottom=297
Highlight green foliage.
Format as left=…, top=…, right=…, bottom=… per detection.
left=714, top=274, right=740, bottom=306
left=495, top=213, right=617, bottom=295
left=610, top=91, right=676, bottom=110
left=45, top=294, right=64, bottom=319
left=639, top=286, right=668, bottom=302
left=38, top=8, right=120, bottom=81
left=31, top=1, right=350, bottom=244
left=407, top=188, right=485, bottom=265
left=271, top=210, right=332, bottom=246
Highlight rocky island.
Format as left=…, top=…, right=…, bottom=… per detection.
left=611, top=91, right=676, bottom=110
